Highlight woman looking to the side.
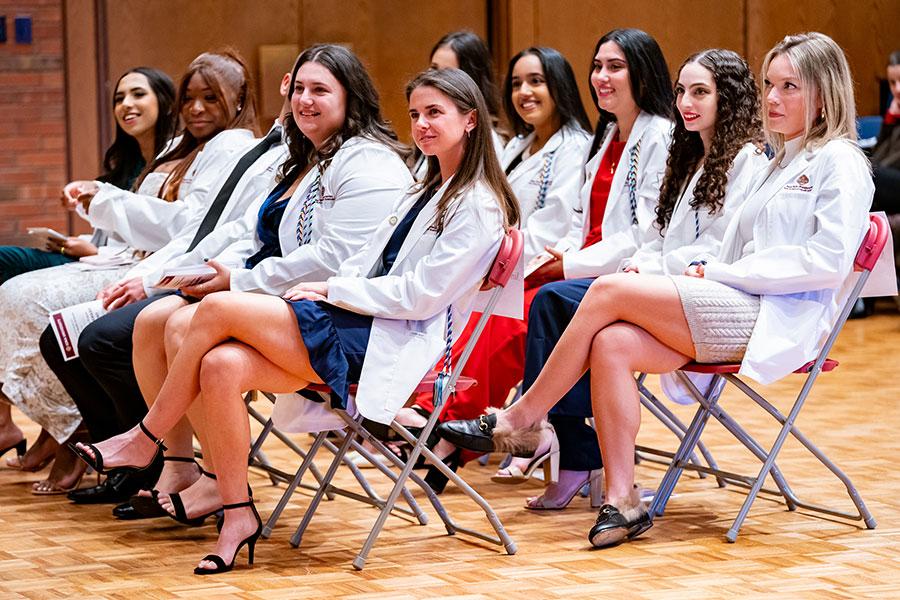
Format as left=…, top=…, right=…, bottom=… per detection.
left=398, top=46, right=591, bottom=488
left=0, top=51, right=254, bottom=492
left=71, top=67, right=519, bottom=574
left=0, top=67, right=176, bottom=491
left=441, top=32, right=874, bottom=549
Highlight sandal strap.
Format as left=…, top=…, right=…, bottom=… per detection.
left=222, top=500, right=254, bottom=510
left=201, top=469, right=217, bottom=480
left=138, top=422, right=167, bottom=450
left=163, top=456, right=197, bottom=464
left=198, top=554, right=227, bottom=570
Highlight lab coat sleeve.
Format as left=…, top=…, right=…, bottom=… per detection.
left=705, top=142, right=873, bottom=294
left=230, top=146, right=411, bottom=295
left=327, top=190, right=503, bottom=321
left=85, top=129, right=255, bottom=252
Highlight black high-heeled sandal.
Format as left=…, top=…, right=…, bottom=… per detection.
left=0, top=438, right=26, bottom=460
left=166, top=469, right=225, bottom=527
left=69, top=422, right=166, bottom=475
left=129, top=456, right=202, bottom=519
left=194, top=500, right=262, bottom=575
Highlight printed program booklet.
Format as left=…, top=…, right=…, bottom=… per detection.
left=48, top=300, right=107, bottom=361
left=151, top=264, right=217, bottom=289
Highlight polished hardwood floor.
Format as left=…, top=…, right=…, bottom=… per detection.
left=1, top=308, right=898, bottom=598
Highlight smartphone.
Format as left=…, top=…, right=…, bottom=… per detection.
left=27, top=227, right=68, bottom=242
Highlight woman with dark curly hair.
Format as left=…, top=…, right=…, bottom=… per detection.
left=625, top=49, right=767, bottom=275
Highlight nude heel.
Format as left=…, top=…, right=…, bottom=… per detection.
left=541, top=427, right=560, bottom=484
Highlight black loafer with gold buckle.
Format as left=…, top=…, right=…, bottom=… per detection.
left=437, top=413, right=499, bottom=453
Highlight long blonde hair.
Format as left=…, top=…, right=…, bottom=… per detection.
left=761, top=32, right=859, bottom=163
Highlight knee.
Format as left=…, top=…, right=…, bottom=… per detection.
left=134, top=301, right=173, bottom=343
left=198, top=346, right=243, bottom=393
left=590, top=327, right=635, bottom=368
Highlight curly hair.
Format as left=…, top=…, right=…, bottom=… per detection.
left=655, top=49, right=764, bottom=231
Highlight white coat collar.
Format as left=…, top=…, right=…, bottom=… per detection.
left=667, top=166, right=703, bottom=233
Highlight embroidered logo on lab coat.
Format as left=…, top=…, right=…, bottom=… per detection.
left=783, top=174, right=812, bottom=192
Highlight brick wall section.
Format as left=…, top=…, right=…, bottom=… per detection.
left=0, top=0, right=70, bottom=245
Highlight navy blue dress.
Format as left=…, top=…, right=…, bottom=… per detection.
left=288, top=185, right=436, bottom=409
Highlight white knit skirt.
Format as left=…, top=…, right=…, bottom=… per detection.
left=670, top=275, right=761, bottom=364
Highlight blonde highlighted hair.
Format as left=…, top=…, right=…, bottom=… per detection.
left=761, top=32, right=859, bottom=162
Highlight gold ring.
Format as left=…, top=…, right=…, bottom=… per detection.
left=60, top=247, right=66, bottom=256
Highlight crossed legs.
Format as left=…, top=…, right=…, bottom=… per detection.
left=496, top=273, right=695, bottom=506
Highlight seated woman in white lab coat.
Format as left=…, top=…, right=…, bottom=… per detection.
left=0, top=52, right=254, bottom=493
left=400, top=46, right=592, bottom=490
left=71, top=67, right=520, bottom=574
left=439, top=32, right=873, bottom=548
left=123, top=43, right=412, bottom=523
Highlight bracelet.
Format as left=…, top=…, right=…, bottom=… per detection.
left=688, top=260, right=706, bottom=267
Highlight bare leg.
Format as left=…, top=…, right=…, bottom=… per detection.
left=588, top=323, right=690, bottom=508
left=74, top=292, right=322, bottom=470
left=503, top=274, right=695, bottom=429
left=194, top=340, right=312, bottom=571
left=132, top=297, right=200, bottom=494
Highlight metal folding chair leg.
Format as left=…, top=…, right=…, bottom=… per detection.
left=262, top=430, right=331, bottom=538
left=636, top=376, right=720, bottom=482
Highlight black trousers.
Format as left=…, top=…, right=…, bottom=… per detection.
left=40, top=295, right=170, bottom=442
left=523, top=278, right=602, bottom=471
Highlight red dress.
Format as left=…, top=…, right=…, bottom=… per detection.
left=414, top=140, right=626, bottom=461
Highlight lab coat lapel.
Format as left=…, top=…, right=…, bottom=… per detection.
left=388, top=177, right=452, bottom=271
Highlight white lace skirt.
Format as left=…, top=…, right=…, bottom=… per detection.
left=0, top=262, right=132, bottom=441
left=670, top=275, right=761, bottom=364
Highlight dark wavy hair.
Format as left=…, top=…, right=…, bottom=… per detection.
left=99, top=67, right=176, bottom=190
left=430, top=30, right=501, bottom=123
left=655, top=49, right=764, bottom=231
left=138, top=49, right=258, bottom=200
left=406, top=68, right=519, bottom=232
left=502, top=47, right=592, bottom=137
left=280, top=44, right=408, bottom=181
left=588, top=29, right=673, bottom=158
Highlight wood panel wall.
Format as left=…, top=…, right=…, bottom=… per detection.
left=60, top=0, right=900, bottom=183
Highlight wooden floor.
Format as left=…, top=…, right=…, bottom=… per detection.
left=1, top=309, right=899, bottom=599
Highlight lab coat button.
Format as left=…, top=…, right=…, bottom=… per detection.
left=389, top=215, right=398, bottom=225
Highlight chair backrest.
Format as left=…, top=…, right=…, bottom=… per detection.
left=481, top=228, right=524, bottom=291
left=854, top=213, right=889, bottom=272
left=856, top=115, right=883, bottom=140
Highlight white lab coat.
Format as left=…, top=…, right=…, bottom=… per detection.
left=199, top=136, right=413, bottom=296
left=273, top=178, right=510, bottom=428
left=626, top=143, right=768, bottom=275
left=705, top=138, right=873, bottom=384
left=130, top=126, right=289, bottom=294
left=555, top=112, right=672, bottom=279
left=501, top=122, right=591, bottom=263
left=85, top=128, right=257, bottom=251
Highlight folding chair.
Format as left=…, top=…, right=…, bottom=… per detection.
left=635, top=373, right=722, bottom=484
left=650, top=214, right=887, bottom=542
left=266, top=228, right=523, bottom=570
left=246, top=390, right=428, bottom=520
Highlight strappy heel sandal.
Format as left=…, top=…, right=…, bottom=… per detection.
left=129, top=456, right=201, bottom=518
left=69, top=422, right=166, bottom=475
left=166, top=469, right=224, bottom=527
left=194, top=500, right=262, bottom=575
